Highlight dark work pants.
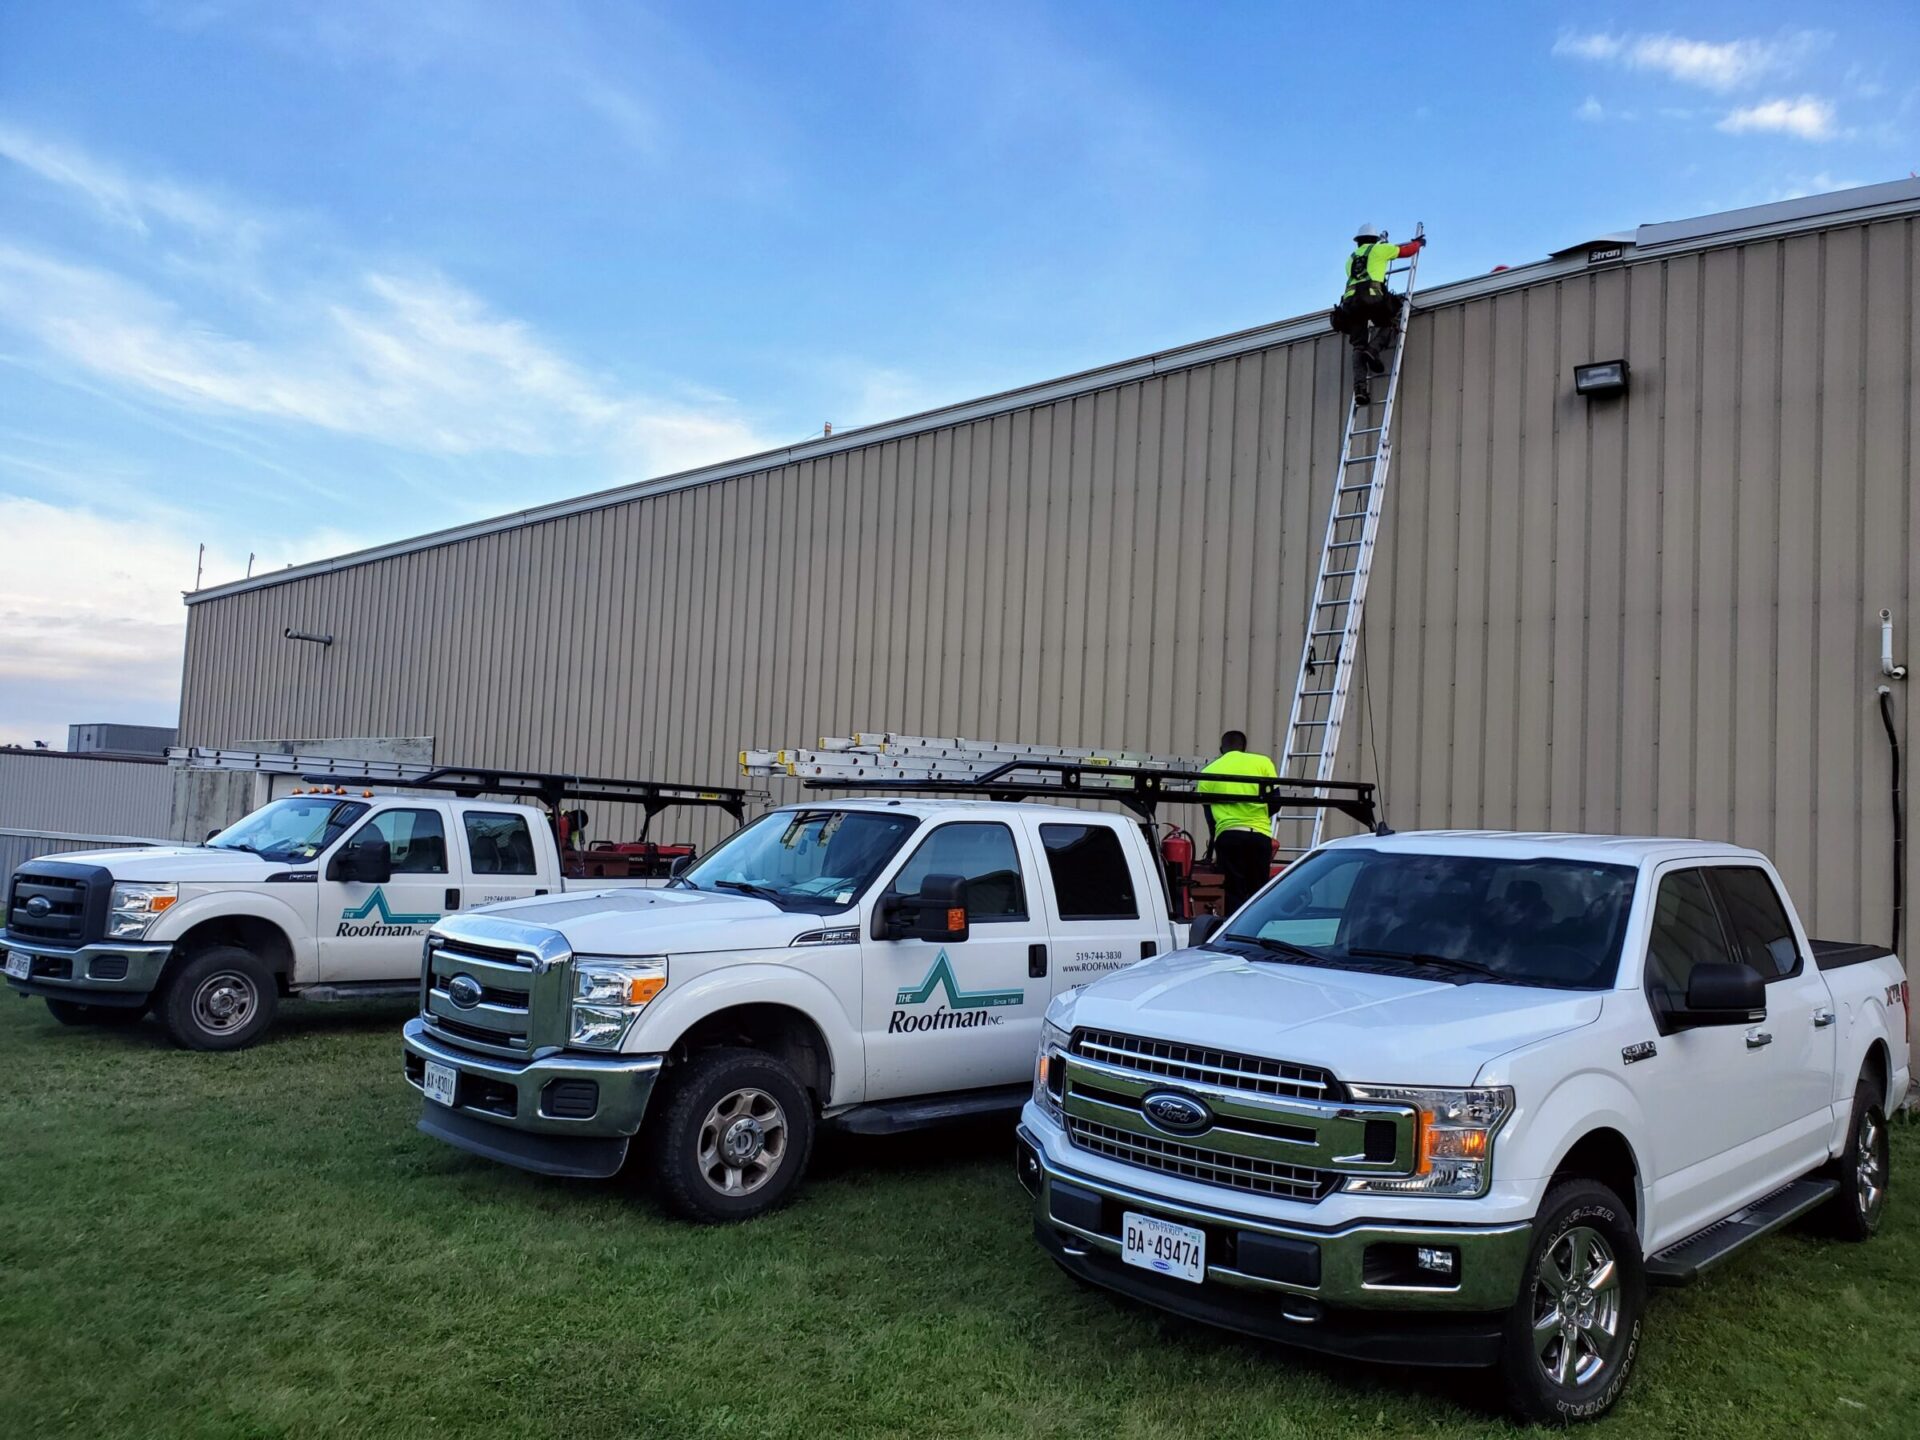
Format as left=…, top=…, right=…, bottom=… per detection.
left=1215, top=829, right=1273, bottom=917
left=1333, top=289, right=1403, bottom=380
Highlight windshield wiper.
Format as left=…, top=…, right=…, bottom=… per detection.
left=714, top=879, right=786, bottom=904
left=1343, top=946, right=1510, bottom=983
left=210, top=841, right=260, bottom=856
left=1222, top=934, right=1332, bottom=965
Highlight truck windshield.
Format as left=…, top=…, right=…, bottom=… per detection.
left=679, top=809, right=917, bottom=910
left=1217, top=848, right=1637, bottom=990
left=207, top=796, right=370, bottom=864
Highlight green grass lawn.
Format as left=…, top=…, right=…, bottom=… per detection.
left=1, top=995, right=1915, bottom=1439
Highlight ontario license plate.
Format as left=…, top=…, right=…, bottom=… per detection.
left=422, top=1060, right=459, bottom=1108
left=1122, top=1211, right=1206, bottom=1284
left=3, top=951, right=29, bottom=981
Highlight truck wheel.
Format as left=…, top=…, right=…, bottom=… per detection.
left=645, top=1047, right=815, bottom=1223
left=45, top=998, right=147, bottom=1027
left=1498, top=1180, right=1645, bottom=1424
left=156, top=946, right=278, bottom=1051
left=1817, top=1082, right=1889, bottom=1241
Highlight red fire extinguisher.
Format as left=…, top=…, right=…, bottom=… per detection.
left=1160, top=825, right=1195, bottom=921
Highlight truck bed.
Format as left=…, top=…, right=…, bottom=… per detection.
left=1810, top=938, right=1898, bottom=971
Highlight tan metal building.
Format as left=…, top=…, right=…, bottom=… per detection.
left=180, top=180, right=1919, bottom=964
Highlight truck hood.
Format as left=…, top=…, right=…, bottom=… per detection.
left=1060, top=948, right=1604, bottom=1086
left=471, top=886, right=823, bottom=955
left=36, top=845, right=295, bottom=884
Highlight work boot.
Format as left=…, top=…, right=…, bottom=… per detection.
left=1353, top=380, right=1372, bottom=406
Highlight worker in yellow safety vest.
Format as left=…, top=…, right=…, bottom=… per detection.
left=1197, top=730, right=1278, bottom=916
left=1331, top=222, right=1426, bottom=405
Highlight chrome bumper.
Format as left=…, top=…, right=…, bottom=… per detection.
left=402, top=1017, right=663, bottom=1138
left=2, top=932, right=172, bottom=1004
left=1020, top=1125, right=1532, bottom=1314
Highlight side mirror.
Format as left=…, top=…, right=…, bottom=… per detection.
left=668, top=854, right=695, bottom=879
left=1188, top=912, right=1225, bottom=948
left=329, top=833, right=392, bottom=885
left=875, top=873, right=971, bottom=942
left=1669, top=961, right=1766, bottom=1028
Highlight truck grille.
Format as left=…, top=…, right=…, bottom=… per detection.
left=7, top=870, right=92, bottom=946
left=1070, top=1029, right=1338, bottom=1101
left=1066, top=1116, right=1335, bottom=1201
left=1059, top=1031, right=1402, bottom=1204
left=420, top=938, right=540, bottom=1058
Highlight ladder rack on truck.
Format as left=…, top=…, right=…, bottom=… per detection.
left=170, top=747, right=767, bottom=880
left=742, top=731, right=1380, bottom=919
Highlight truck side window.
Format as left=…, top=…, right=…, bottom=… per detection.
left=887, top=822, right=1027, bottom=921
left=1039, top=823, right=1138, bottom=920
left=1644, top=869, right=1734, bottom=1008
left=1709, top=867, right=1801, bottom=979
left=368, top=808, right=448, bottom=875
left=464, top=812, right=538, bottom=876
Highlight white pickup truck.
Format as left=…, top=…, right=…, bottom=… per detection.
left=1019, top=831, right=1910, bottom=1423
left=402, top=797, right=1190, bottom=1220
left=4, top=790, right=650, bottom=1050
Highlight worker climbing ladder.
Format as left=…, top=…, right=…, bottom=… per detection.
left=1270, top=226, right=1424, bottom=862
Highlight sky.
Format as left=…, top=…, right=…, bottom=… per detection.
left=1, top=1, right=1915, bottom=746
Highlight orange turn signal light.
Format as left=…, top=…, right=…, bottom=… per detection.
left=947, top=908, right=966, bottom=932
left=627, top=976, right=667, bottom=1006
left=148, top=894, right=178, bottom=914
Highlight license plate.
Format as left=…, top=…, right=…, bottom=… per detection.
left=1122, top=1211, right=1206, bottom=1284
left=422, top=1060, right=459, bottom=1108
left=3, top=951, right=29, bottom=981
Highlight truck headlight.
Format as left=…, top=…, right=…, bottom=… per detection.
left=107, top=883, right=177, bottom=939
left=1341, top=1084, right=1514, bottom=1198
left=1033, top=1019, right=1069, bottom=1121
left=568, top=957, right=666, bottom=1049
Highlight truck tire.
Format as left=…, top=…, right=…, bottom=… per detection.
left=1497, top=1179, right=1645, bottom=1425
left=155, top=945, right=278, bottom=1051
left=644, top=1047, right=815, bottom=1223
left=45, top=998, right=147, bottom=1027
left=1816, top=1081, right=1889, bottom=1241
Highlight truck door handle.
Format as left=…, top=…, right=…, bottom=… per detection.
left=1028, top=944, right=1047, bottom=978
left=1746, top=1031, right=1773, bottom=1050
left=1812, top=1009, right=1836, bottom=1028
left=445, top=888, right=461, bottom=910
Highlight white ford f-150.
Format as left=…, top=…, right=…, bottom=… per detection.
left=3, top=791, right=657, bottom=1050
left=1018, top=831, right=1909, bottom=1423
left=403, top=798, right=1191, bottom=1220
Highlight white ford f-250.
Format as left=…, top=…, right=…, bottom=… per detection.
left=3, top=788, right=678, bottom=1051
left=1019, top=831, right=1910, bottom=1423
left=403, top=798, right=1191, bottom=1220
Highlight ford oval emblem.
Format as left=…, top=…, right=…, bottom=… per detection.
left=1141, top=1090, right=1212, bottom=1137
left=446, top=974, right=483, bottom=1010
left=24, top=895, right=51, bottom=918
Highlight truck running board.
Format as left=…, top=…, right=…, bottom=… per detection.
left=1644, top=1176, right=1839, bottom=1285
left=831, top=1085, right=1028, bottom=1136
left=296, top=982, right=422, bottom=1003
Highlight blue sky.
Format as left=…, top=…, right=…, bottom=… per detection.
left=2, top=1, right=1914, bottom=744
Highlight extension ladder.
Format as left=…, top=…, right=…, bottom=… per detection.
left=1270, top=226, right=1422, bottom=861
left=740, top=732, right=1214, bottom=788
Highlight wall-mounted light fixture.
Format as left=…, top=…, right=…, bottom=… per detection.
left=1574, top=359, right=1630, bottom=398
left=284, top=627, right=334, bottom=646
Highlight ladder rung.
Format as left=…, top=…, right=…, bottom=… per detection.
left=1327, top=539, right=1363, bottom=548
left=1319, top=568, right=1359, bottom=579
left=1291, top=719, right=1329, bottom=728
left=1337, top=481, right=1375, bottom=492
left=1309, top=628, right=1348, bottom=637
left=1297, top=688, right=1337, bottom=697
left=1343, top=453, right=1379, bottom=464
left=1350, top=425, right=1384, bottom=436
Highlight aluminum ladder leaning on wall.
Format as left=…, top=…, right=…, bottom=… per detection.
left=1270, top=226, right=1423, bottom=864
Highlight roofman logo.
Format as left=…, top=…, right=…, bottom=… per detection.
left=336, top=887, right=439, bottom=938
left=890, top=950, right=1022, bottom=1033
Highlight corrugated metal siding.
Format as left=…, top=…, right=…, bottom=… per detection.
left=1, top=833, right=166, bottom=895
left=0, top=754, right=174, bottom=837
left=179, top=214, right=1916, bottom=965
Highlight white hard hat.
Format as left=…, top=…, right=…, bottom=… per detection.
left=1354, top=222, right=1385, bottom=242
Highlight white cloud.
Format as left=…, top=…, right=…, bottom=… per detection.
left=0, top=125, right=782, bottom=477
left=0, top=494, right=366, bottom=746
left=1576, top=96, right=1607, bottom=122
left=0, top=121, right=265, bottom=247
left=1553, top=29, right=1825, bottom=92
left=1717, top=96, right=1839, bottom=141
